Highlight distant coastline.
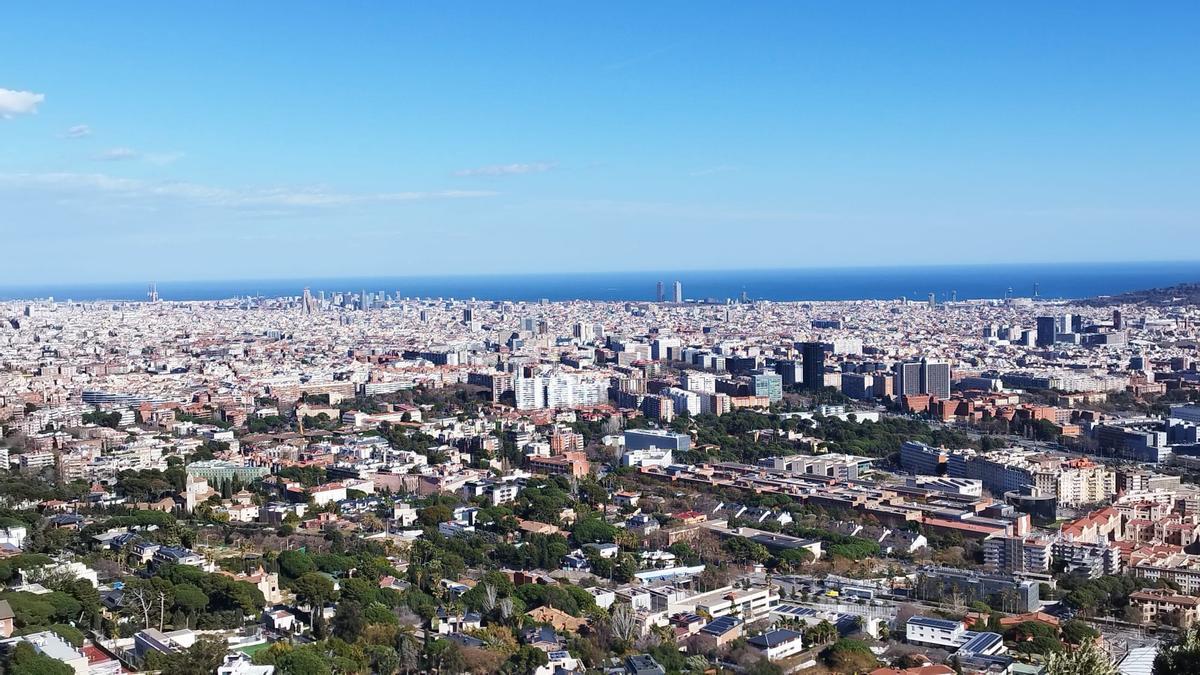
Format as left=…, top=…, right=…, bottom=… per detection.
left=3, top=260, right=1198, bottom=303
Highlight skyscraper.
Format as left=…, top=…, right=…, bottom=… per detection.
left=752, top=372, right=783, bottom=402
left=302, top=287, right=315, bottom=315
left=672, top=281, right=683, bottom=303
left=894, top=361, right=924, bottom=397
left=1035, top=316, right=1057, bottom=347
left=775, top=359, right=800, bottom=387
left=656, top=281, right=664, bottom=303
left=921, top=359, right=952, bottom=399
left=801, top=342, right=825, bottom=391
left=894, top=358, right=951, bottom=400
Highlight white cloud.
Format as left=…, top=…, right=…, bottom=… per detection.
left=64, top=124, right=93, bottom=138
left=0, top=171, right=498, bottom=209
left=94, top=147, right=140, bottom=161
left=0, top=88, right=45, bottom=117
left=454, top=162, right=555, bottom=177
left=92, top=147, right=184, bottom=164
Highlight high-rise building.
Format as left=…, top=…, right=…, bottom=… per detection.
left=922, top=360, right=952, bottom=400
left=775, top=359, right=800, bottom=387
left=841, top=372, right=875, bottom=400
left=801, top=342, right=825, bottom=391
left=1113, top=309, right=1123, bottom=330
left=673, top=281, right=683, bottom=303
left=641, top=394, right=675, bottom=423
left=680, top=370, right=717, bottom=394
left=302, top=287, right=315, bottom=315
left=752, top=372, right=783, bottom=402
left=656, top=281, right=665, bottom=303
left=573, top=322, right=594, bottom=342
left=894, top=359, right=951, bottom=400
left=651, top=337, right=681, bottom=361
left=663, top=387, right=702, bottom=415
left=1035, top=316, right=1057, bottom=347
left=894, top=361, right=923, bottom=398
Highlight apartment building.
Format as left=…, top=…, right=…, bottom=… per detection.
left=983, top=535, right=1052, bottom=573
left=1129, top=589, right=1200, bottom=628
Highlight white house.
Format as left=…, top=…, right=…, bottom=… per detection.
left=0, top=526, right=27, bottom=550
left=265, top=609, right=298, bottom=634
left=748, top=629, right=805, bottom=661
left=218, top=653, right=275, bottom=675
left=906, top=616, right=966, bottom=647
left=308, top=483, right=348, bottom=506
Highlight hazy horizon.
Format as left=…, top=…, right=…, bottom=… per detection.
left=4, top=259, right=1197, bottom=303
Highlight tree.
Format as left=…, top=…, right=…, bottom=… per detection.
left=1155, top=624, right=1200, bottom=675
left=1061, top=619, right=1099, bottom=645
left=1047, top=639, right=1117, bottom=675
left=8, top=642, right=73, bottom=675
left=278, top=550, right=316, bottom=579
left=608, top=601, right=638, bottom=646
left=505, top=646, right=549, bottom=675
left=277, top=648, right=332, bottom=675
left=333, top=601, right=366, bottom=642
left=366, top=645, right=400, bottom=675
left=822, top=638, right=878, bottom=673
left=145, top=636, right=228, bottom=675
left=292, top=572, right=336, bottom=628
left=172, top=582, right=208, bottom=617
left=804, top=619, right=838, bottom=646
left=571, top=518, right=617, bottom=544
left=418, top=505, right=453, bottom=527
left=723, top=537, right=769, bottom=563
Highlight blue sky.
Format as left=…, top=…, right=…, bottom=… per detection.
left=1, top=2, right=1197, bottom=283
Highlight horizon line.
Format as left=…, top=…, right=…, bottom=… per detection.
left=2, top=258, right=1199, bottom=290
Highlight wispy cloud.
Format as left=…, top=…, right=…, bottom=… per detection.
left=93, top=146, right=185, bottom=165
left=0, top=171, right=498, bottom=209
left=454, top=162, right=556, bottom=177
left=0, top=88, right=45, bottom=117
left=64, top=124, right=92, bottom=139
left=95, top=147, right=140, bottom=161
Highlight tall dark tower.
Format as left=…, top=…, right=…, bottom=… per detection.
left=656, top=281, right=664, bottom=303
left=801, top=342, right=826, bottom=391
left=1113, top=309, right=1123, bottom=330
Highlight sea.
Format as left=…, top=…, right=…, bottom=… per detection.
left=2, top=261, right=1198, bottom=303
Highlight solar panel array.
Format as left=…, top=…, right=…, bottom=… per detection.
left=701, top=616, right=742, bottom=634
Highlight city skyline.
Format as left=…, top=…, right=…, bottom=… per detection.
left=3, top=6, right=1200, bottom=670
left=2, top=2, right=1198, bottom=283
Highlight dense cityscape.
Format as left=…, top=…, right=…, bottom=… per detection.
left=0, top=280, right=1199, bottom=675
left=4, top=1, right=1199, bottom=674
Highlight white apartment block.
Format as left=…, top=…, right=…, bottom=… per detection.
left=906, top=617, right=966, bottom=647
